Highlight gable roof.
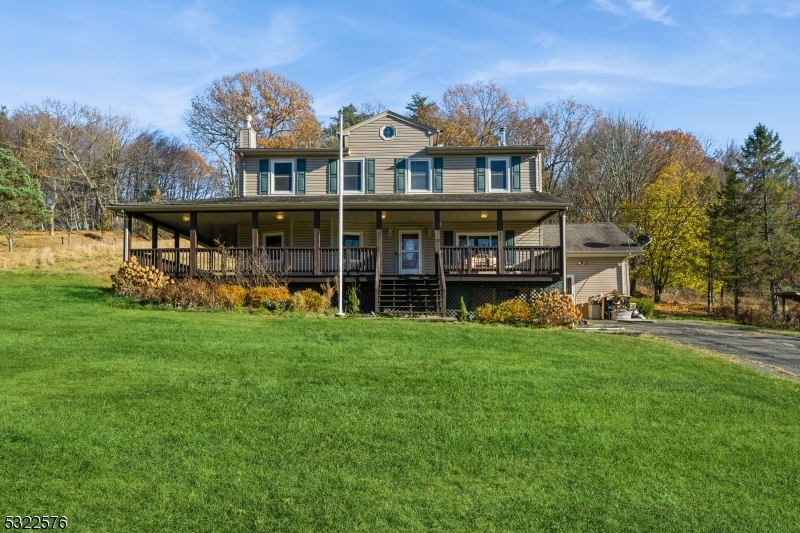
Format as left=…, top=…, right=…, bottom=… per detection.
left=542, top=222, right=642, bottom=255
left=343, top=110, right=436, bottom=135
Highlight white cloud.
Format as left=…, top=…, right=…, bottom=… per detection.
left=593, top=0, right=675, bottom=25
left=731, top=0, right=800, bottom=18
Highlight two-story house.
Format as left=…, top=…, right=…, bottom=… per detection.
left=111, top=111, right=575, bottom=316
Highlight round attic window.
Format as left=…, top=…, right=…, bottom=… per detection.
left=380, top=125, right=396, bottom=140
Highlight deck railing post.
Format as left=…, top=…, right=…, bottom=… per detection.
left=251, top=211, right=259, bottom=275
left=173, top=230, right=180, bottom=249
left=189, top=212, right=197, bottom=278
left=467, top=246, right=473, bottom=274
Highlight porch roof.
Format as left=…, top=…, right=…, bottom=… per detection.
left=110, top=192, right=570, bottom=213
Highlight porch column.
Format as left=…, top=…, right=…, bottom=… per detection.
left=313, top=210, right=321, bottom=276
left=173, top=230, right=180, bottom=248
left=251, top=211, right=259, bottom=256
left=559, top=210, right=568, bottom=294
left=123, top=213, right=132, bottom=262
left=151, top=222, right=159, bottom=249
left=496, top=210, right=505, bottom=274
left=189, top=212, right=198, bottom=278
left=375, top=210, right=383, bottom=314
left=434, top=210, right=441, bottom=255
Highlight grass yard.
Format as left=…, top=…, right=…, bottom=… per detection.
left=2, top=271, right=800, bottom=532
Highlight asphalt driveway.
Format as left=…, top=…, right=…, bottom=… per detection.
left=620, top=320, right=800, bottom=378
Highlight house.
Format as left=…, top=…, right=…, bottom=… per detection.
left=542, top=222, right=641, bottom=305
left=110, top=110, right=573, bottom=316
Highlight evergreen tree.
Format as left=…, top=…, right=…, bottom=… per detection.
left=0, top=148, right=49, bottom=251
left=737, top=124, right=799, bottom=313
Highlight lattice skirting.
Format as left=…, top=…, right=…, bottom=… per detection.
left=445, top=281, right=563, bottom=318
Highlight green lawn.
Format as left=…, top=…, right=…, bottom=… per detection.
left=2, top=271, right=800, bottom=532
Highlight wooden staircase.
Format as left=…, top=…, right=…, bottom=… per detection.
left=378, top=276, right=443, bottom=316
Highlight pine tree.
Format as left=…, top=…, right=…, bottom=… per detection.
left=0, top=148, right=49, bottom=251
left=737, top=124, right=799, bottom=313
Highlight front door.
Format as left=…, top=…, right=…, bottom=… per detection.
left=399, top=231, right=421, bottom=274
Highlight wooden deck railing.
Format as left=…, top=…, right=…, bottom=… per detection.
left=131, top=247, right=378, bottom=277
left=441, top=246, right=561, bottom=274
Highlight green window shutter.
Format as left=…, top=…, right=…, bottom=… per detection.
left=296, top=159, right=306, bottom=195
left=511, top=156, right=521, bottom=192
left=395, top=158, right=406, bottom=193
left=366, top=158, right=376, bottom=194
left=475, top=157, right=486, bottom=192
left=433, top=157, right=443, bottom=193
left=505, top=230, right=515, bottom=265
left=327, top=159, right=338, bottom=194
left=443, top=231, right=453, bottom=247
left=259, top=159, right=270, bottom=195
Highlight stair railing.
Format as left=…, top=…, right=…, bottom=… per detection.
left=436, top=251, right=447, bottom=318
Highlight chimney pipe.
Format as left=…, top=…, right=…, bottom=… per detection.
left=499, top=127, right=506, bottom=147
left=245, top=114, right=252, bottom=128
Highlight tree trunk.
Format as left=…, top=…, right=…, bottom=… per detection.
left=7, top=236, right=13, bottom=253
left=653, top=284, right=662, bottom=303
left=770, top=280, right=778, bottom=315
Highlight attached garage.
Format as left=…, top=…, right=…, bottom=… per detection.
left=543, top=223, right=641, bottom=305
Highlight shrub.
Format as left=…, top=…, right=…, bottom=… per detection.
left=712, top=305, right=735, bottom=320
left=456, top=296, right=470, bottom=322
left=530, top=291, right=582, bottom=326
left=111, top=256, right=172, bottom=300
left=631, top=297, right=654, bottom=318
left=475, top=302, right=499, bottom=323
left=215, top=284, right=247, bottom=309
left=346, top=285, right=361, bottom=314
left=496, top=299, right=534, bottom=326
left=247, top=286, right=291, bottom=310
left=291, top=288, right=329, bottom=312
left=155, top=279, right=219, bottom=310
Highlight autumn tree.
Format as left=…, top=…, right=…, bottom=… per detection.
left=439, top=81, right=536, bottom=147
left=0, top=148, right=48, bottom=252
left=184, top=69, right=322, bottom=195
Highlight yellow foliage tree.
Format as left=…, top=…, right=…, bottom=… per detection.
left=623, top=161, right=710, bottom=302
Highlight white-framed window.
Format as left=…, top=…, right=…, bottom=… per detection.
left=488, top=157, right=509, bottom=192
left=407, top=158, right=432, bottom=192
left=343, top=159, right=364, bottom=193
left=457, top=234, right=498, bottom=247
left=262, top=233, right=283, bottom=247
left=271, top=160, right=294, bottom=194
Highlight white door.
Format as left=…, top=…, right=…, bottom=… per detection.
left=399, top=231, right=421, bottom=274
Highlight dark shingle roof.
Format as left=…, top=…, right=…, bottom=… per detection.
left=542, top=222, right=642, bottom=254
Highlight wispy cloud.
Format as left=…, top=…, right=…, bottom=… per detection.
left=593, top=0, right=675, bottom=25
left=730, top=0, right=800, bottom=18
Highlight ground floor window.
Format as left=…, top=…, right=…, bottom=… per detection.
left=263, top=234, right=283, bottom=247
left=458, top=235, right=498, bottom=247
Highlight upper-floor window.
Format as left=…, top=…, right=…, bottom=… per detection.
left=343, top=160, right=363, bottom=193
left=408, top=159, right=431, bottom=192
left=272, top=160, right=294, bottom=194
left=488, top=158, right=509, bottom=192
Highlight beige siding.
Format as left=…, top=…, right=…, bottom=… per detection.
left=347, top=117, right=431, bottom=195
left=241, top=158, right=330, bottom=197
left=437, top=154, right=539, bottom=193
left=568, top=258, right=628, bottom=304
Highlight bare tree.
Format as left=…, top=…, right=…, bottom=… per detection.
left=532, top=98, right=602, bottom=196
left=570, top=113, right=667, bottom=222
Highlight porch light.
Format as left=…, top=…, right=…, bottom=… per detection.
left=276, top=212, right=285, bottom=220
left=181, top=213, right=190, bottom=222
left=381, top=211, right=387, bottom=220
left=480, top=211, right=488, bottom=219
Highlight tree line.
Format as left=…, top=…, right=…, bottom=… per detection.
left=1, top=68, right=799, bottom=313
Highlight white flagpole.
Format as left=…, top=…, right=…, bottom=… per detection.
left=336, top=108, right=345, bottom=316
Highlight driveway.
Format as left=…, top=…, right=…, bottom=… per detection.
left=619, top=320, right=800, bottom=378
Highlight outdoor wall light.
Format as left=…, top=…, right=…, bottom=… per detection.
left=480, top=211, right=488, bottom=219
left=381, top=211, right=387, bottom=220
left=181, top=213, right=190, bottom=222
left=276, top=212, right=285, bottom=221
left=387, top=229, right=394, bottom=238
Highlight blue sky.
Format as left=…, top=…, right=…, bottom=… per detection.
left=2, top=0, right=799, bottom=152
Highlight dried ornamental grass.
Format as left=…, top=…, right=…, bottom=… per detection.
left=110, top=256, right=172, bottom=299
